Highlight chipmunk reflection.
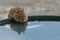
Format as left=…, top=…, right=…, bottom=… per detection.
left=10, top=22, right=27, bottom=35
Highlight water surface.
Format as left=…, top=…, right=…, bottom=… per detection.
left=0, top=21, right=60, bottom=40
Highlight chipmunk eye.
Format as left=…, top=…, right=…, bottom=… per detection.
left=16, top=14, right=19, bottom=16
left=17, top=11, right=20, bottom=13
left=16, top=14, right=21, bottom=17
left=16, top=11, right=20, bottom=16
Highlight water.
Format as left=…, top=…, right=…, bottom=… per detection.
left=0, top=21, right=60, bottom=40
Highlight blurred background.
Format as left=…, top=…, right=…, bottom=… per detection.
left=0, top=0, right=60, bottom=20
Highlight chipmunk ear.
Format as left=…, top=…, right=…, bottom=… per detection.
left=21, top=8, right=24, bottom=12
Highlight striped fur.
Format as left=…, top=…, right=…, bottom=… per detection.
left=8, top=7, right=28, bottom=23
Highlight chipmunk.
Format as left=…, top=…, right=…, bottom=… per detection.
left=8, top=7, right=28, bottom=23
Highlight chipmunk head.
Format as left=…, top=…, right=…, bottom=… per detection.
left=13, top=7, right=28, bottom=23
left=9, top=7, right=28, bottom=23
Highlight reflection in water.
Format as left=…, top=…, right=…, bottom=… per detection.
left=10, top=22, right=27, bottom=35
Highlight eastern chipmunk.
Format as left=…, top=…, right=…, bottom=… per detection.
left=8, top=7, right=28, bottom=23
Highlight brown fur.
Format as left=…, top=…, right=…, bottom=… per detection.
left=8, top=7, right=28, bottom=23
